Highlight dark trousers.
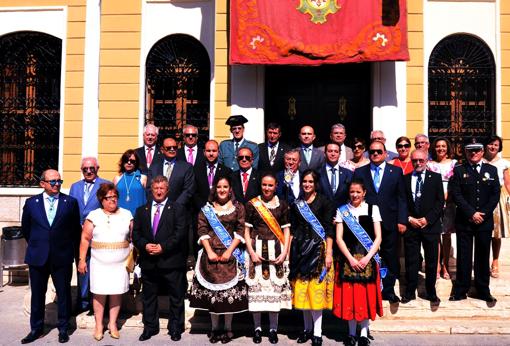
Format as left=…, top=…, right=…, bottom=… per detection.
left=404, top=230, right=439, bottom=297
left=29, top=261, right=72, bottom=333
left=142, top=268, right=186, bottom=334
left=380, top=228, right=400, bottom=297
left=454, top=230, right=492, bottom=296
left=76, top=251, right=91, bottom=310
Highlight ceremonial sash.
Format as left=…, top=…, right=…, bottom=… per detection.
left=249, top=197, right=285, bottom=244
left=295, top=199, right=328, bottom=282
left=201, top=203, right=245, bottom=267
left=338, top=204, right=388, bottom=283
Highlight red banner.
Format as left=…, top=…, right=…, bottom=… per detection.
left=230, top=0, right=409, bottom=65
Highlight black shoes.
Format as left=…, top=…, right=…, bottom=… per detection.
left=170, top=331, right=182, bottom=341
left=252, top=329, right=262, bottom=344
left=139, top=329, right=158, bottom=341
left=358, top=336, right=371, bottom=346
left=343, top=335, right=357, bottom=346
left=209, top=331, right=222, bottom=344
left=449, top=294, right=467, bottom=301
left=427, top=295, right=441, bottom=305
left=268, top=330, right=278, bottom=344
left=58, top=332, right=69, bottom=343
left=382, top=293, right=401, bottom=303
left=311, top=336, right=323, bottom=346
left=478, top=294, right=497, bottom=303
left=221, top=331, right=234, bottom=344
left=297, top=330, right=313, bottom=343
left=21, top=330, right=44, bottom=344
left=400, top=294, right=416, bottom=304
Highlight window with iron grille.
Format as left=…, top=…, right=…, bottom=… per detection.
left=0, top=31, right=62, bottom=187
left=428, top=33, right=495, bottom=160
left=145, top=34, right=211, bottom=146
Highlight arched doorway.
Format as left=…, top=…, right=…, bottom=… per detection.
left=428, top=34, right=496, bottom=159
left=0, top=31, right=62, bottom=186
left=145, top=34, right=211, bottom=145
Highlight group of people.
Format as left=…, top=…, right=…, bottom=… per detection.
left=19, top=114, right=508, bottom=346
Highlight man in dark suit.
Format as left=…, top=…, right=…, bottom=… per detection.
left=298, top=125, right=324, bottom=173
left=319, top=142, right=353, bottom=207
left=449, top=139, right=500, bottom=303
left=21, top=169, right=81, bottom=344
left=69, top=157, right=110, bottom=313
left=276, top=149, right=302, bottom=205
left=133, top=175, right=188, bottom=342
left=402, top=150, right=444, bottom=305
left=258, top=122, right=290, bottom=174
left=232, top=147, right=261, bottom=204
left=176, top=124, right=204, bottom=167
left=369, top=130, right=398, bottom=161
left=149, top=137, right=195, bottom=205
left=318, top=123, right=354, bottom=162
left=353, top=140, right=407, bottom=303
left=135, top=124, right=163, bottom=175
left=219, top=115, right=259, bottom=171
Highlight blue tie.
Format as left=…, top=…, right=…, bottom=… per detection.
left=374, top=166, right=381, bottom=192
left=47, top=196, right=57, bottom=225
left=331, top=167, right=337, bottom=194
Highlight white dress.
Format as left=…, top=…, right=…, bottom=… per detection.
left=87, top=208, right=132, bottom=295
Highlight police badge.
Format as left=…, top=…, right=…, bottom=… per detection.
left=296, top=0, right=340, bottom=24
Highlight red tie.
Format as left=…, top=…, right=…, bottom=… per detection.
left=146, top=147, right=153, bottom=167
left=242, top=172, right=249, bottom=195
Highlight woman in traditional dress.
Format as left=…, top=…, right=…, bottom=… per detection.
left=189, top=175, right=248, bottom=343
left=113, top=149, right=147, bottom=216
left=390, top=136, right=413, bottom=175
left=77, top=183, right=133, bottom=341
left=289, top=169, right=335, bottom=346
left=427, top=137, right=457, bottom=279
left=346, top=137, right=370, bottom=170
left=244, top=172, right=292, bottom=344
left=333, top=179, right=383, bottom=346
left=484, top=135, right=510, bottom=278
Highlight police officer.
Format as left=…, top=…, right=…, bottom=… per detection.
left=448, top=138, right=500, bottom=302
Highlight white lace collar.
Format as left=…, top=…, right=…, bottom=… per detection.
left=256, top=195, right=280, bottom=209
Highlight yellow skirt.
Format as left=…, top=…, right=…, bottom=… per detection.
left=291, top=265, right=334, bottom=310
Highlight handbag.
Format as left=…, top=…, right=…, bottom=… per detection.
left=125, top=245, right=137, bottom=273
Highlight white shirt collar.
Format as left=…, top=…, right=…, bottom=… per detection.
left=153, top=198, right=168, bottom=207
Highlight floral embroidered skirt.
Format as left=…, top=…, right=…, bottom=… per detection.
left=189, top=277, right=248, bottom=314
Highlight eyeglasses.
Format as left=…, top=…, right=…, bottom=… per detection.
left=125, top=159, right=137, bottom=164
left=369, top=149, right=383, bottom=155
left=43, top=179, right=63, bottom=187
left=237, top=155, right=252, bottom=161
left=397, top=143, right=411, bottom=149
left=164, top=146, right=177, bottom=151
left=104, top=195, right=118, bottom=201
left=184, top=133, right=198, bottom=138
left=353, top=144, right=365, bottom=150
left=82, top=166, right=96, bottom=173
left=411, top=159, right=426, bottom=163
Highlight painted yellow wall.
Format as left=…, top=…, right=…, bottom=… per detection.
left=214, top=0, right=231, bottom=141
left=502, top=1, right=510, bottom=157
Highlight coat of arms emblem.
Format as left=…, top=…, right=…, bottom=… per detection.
left=297, top=0, right=340, bottom=24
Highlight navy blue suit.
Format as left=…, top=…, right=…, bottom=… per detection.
left=149, top=160, right=196, bottom=206
left=353, top=163, right=407, bottom=297
left=276, top=170, right=301, bottom=205
left=21, top=193, right=81, bottom=333
left=318, top=164, right=353, bottom=207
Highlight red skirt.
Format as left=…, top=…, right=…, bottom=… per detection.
left=332, top=262, right=383, bottom=321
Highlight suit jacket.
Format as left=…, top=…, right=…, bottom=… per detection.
left=276, top=170, right=300, bottom=205
left=257, top=141, right=291, bottom=174
left=404, top=171, right=445, bottom=233
left=318, top=144, right=354, bottom=161
left=69, top=177, right=111, bottom=224
left=219, top=138, right=259, bottom=171
left=298, top=146, right=325, bottom=173
left=353, top=163, right=408, bottom=231
left=132, top=200, right=187, bottom=270
left=232, top=169, right=261, bottom=204
left=21, top=193, right=81, bottom=267
left=193, top=161, right=232, bottom=210
left=319, top=164, right=353, bottom=207
left=149, top=159, right=196, bottom=205
left=448, top=162, right=500, bottom=232
left=176, top=145, right=205, bottom=167
left=135, top=145, right=163, bottom=175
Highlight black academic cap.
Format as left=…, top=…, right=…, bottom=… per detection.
left=225, top=115, right=248, bottom=126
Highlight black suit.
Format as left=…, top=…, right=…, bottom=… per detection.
left=149, top=159, right=196, bottom=206
left=318, top=164, right=353, bottom=207
left=257, top=141, right=291, bottom=174
left=353, top=163, right=407, bottom=297
left=135, top=145, right=163, bottom=175
left=403, top=171, right=444, bottom=297
left=133, top=200, right=187, bottom=334
left=276, top=170, right=301, bottom=205
left=449, top=162, right=500, bottom=297
left=193, top=162, right=232, bottom=210
left=176, top=145, right=205, bottom=168
left=232, top=169, right=261, bottom=204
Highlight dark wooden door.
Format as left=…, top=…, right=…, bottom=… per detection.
left=265, top=64, right=371, bottom=147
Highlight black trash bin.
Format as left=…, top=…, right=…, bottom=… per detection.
left=1, top=226, right=27, bottom=267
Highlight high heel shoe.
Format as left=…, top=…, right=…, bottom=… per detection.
left=491, top=265, right=500, bottom=278
left=93, top=332, right=103, bottom=341
left=109, top=329, right=120, bottom=339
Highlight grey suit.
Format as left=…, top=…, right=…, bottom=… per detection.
left=298, top=145, right=325, bottom=173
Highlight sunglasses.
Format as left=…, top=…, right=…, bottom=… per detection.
left=82, top=166, right=96, bottom=173
left=125, top=159, right=137, bottom=164
left=353, top=144, right=365, bottom=150
left=184, top=133, right=198, bottom=138
left=237, top=155, right=252, bottom=161
left=104, top=195, right=118, bottom=201
left=411, top=159, right=426, bottom=163
left=43, top=179, right=63, bottom=187
left=369, top=149, right=384, bottom=155
left=397, top=143, right=411, bottom=149
left=164, top=146, right=177, bottom=151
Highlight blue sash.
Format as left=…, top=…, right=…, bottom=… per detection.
left=295, top=199, right=328, bottom=282
left=201, top=204, right=245, bottom=268
left=338, top=204, right=387, bottom=282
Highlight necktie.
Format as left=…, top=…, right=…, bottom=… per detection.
left=83, top=183, right=91, bottom=204
left=473, top=163, right=480, bottom=173
left=269, top=146, right=276, bottom=166
left=330, top=167, right=337, bottom=194
left=242, top=172, right=249, bottom=195
left=234, top=141, right=239, bottom=155
left=374, top=166, right=381, bottom=192
left=152, top=203, right=161, bottom=236
left=187, top=147, right=194, bottom=165
left=415, top=173, right=423, bottom=213
left=208, top=164, right=215, bottom=188
left=47, top=196, right=57, bottom=225
left=146, top=147, right=153, bottom=167
left=304, top=148, right=311, bottom=165
left=165, top=161, right=174, bottom=180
